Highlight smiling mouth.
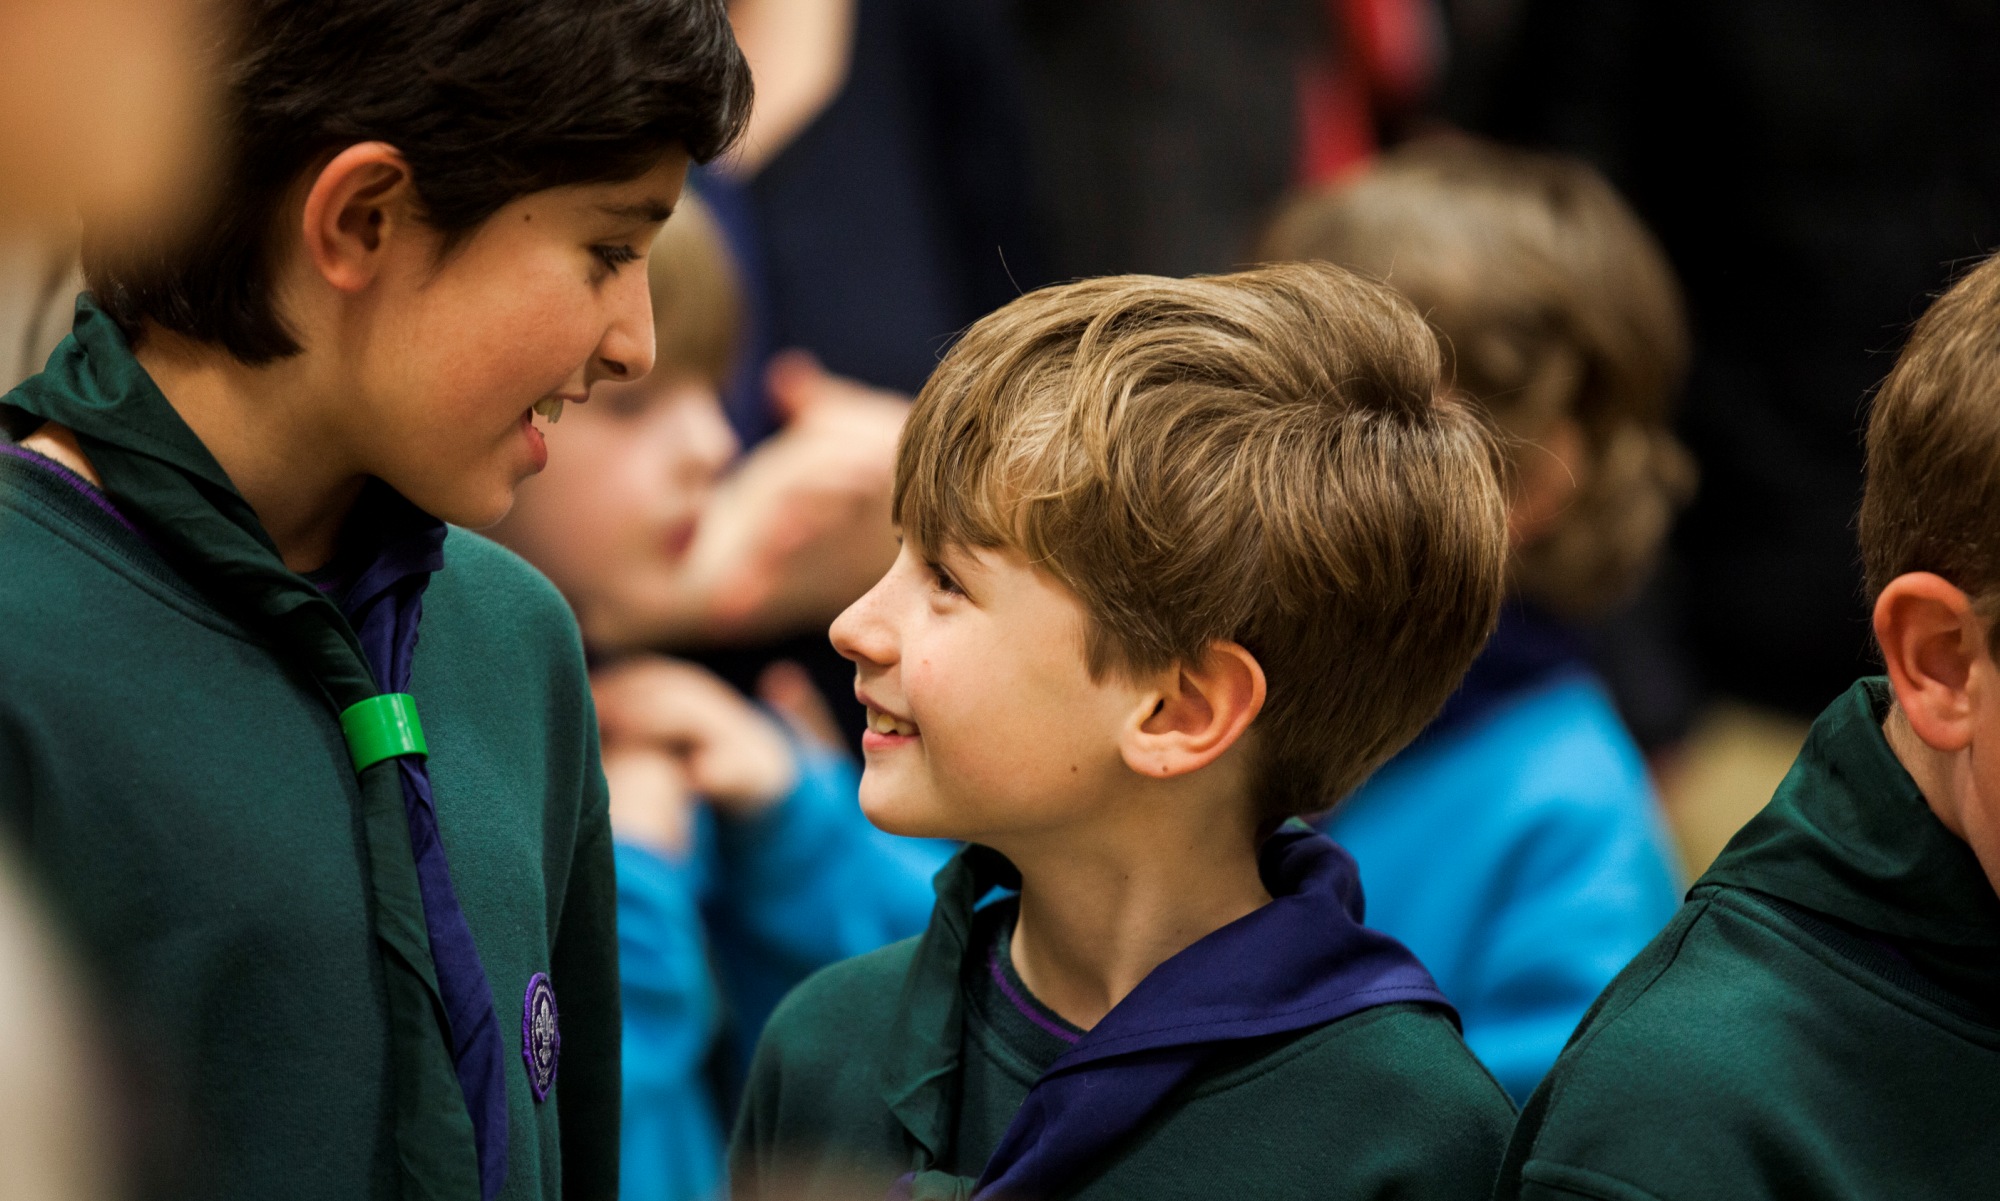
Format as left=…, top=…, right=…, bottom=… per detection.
left=866, top=707, right=919, bottom=737
left=531, top=396, right=568, bottom=424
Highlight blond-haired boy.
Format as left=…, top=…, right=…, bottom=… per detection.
left=729, top=263, right=1516, bottom=1199
left=1496, top=250, right=2000, bottom=1200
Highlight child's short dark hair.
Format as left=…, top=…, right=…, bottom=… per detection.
left=85, top=0, right=751, bottom=364
left=1861, top=249, right=2000, bottom=641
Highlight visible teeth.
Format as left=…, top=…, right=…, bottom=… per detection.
left=533, top=396, right=565, bottom=424
left=867, top=708, right=917, bottom=736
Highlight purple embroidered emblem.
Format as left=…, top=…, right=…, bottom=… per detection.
left=522, top=972, right=560, bottom=1101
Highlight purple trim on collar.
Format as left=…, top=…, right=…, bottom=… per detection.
left=0, top=440, right=146, bottom=540
left=987, top=941, right=1081, bottom=1046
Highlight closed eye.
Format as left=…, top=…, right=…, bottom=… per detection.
left=590, top=243, right=642, bottom=277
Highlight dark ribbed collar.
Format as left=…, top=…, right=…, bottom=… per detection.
left=1701, top=679, right=2000, bottom=1011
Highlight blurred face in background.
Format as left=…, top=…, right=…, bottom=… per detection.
left=497, top=368, right=739, bottom=652
left=0, top=0, right=218, bottom=237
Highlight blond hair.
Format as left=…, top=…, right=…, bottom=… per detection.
left=647, top=190, right=741, bottom=384
left=1262, top=136, right=1693, bottom=618
left=1861, top=249, right=2000, bottom=645
left=896, top=262, right=1509, bottom=817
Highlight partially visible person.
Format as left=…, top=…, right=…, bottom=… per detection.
left=732, top=263, right=1516, bottom=1200
left=492, top=195, right=951, bottom=1201
left=1263, top=136, right=1688, bottom=1100
left=0, top=1, right=753, bottom=1198
left=1497, top=248, right=2000, bottom=1201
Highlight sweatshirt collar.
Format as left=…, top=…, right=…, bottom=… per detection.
left=1701, top=677, right=2000, bottom=949
left=881, top=826, right=1451, bottom=1197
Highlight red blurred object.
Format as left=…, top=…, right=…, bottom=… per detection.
left=1298, top=0, right=1440, bottom=185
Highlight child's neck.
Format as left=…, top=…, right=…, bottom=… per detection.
left=1004, top=802, right=1271, bottom=1032
left=136, top=328, right=367, bottom=572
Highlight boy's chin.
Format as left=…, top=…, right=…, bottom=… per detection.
left=394, top=473, right=521, bottom=530
left=858, top=786, right=958, bottom=841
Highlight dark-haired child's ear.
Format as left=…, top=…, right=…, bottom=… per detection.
left=1121, top=641, right=1266, bottom=780
left=1876, top=572, right=1984, bottom=753
left=299, top=142, right=416, bottom=293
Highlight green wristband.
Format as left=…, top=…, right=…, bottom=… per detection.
left=340, top=693, right=428, bottom=773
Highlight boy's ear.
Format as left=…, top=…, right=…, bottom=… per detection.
left=1121, top=641, right=1266, bottom=780
left=299, top=142, right=418, bottom=293
left=1876, top=571, right=1986, bottom=753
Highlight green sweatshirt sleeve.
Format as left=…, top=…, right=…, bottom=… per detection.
left=555, top=721, right=621, bottom=1201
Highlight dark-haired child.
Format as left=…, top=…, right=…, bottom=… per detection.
left=492, top=195, right=951, bottom=1201
left=1495, top=249, right=2000, bottom=1200
left=1261, top=137, right=1687, bottom=1100
left=0, top=2, right=749, bottom=1199
left=730, top=263, right=1517, bottom=1200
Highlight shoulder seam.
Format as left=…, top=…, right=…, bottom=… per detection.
left=0, top=481, right=249, bottom=641
left=1525, top=900, right=1710, bottom=1131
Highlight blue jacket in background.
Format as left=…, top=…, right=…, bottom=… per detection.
left=615, top=742, right=954, bottom=1201
left=1321, top=669, right=1683, bottom=1103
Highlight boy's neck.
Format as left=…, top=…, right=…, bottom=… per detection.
left=136, top=327, right=367, bottom=573
left=1003, top=799, right=1271, bottom=1032
left=1885, top=706, right=2000, bottom=900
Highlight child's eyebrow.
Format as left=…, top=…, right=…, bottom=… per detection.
left=598, top=199, right=676, bottom=223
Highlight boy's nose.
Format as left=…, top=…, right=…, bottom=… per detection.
left=829, top=583, right=895, bottom=669
left=592, top=276, right=658, bottom=385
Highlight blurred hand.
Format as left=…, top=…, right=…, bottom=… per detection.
left=602, top=744, right=698, bottom=858
left=594, top=656, right=799, bottom=822
left=676, top=350, right=905, bottom=643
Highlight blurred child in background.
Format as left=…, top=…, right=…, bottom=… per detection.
left=492, top=194, right=952, bottom=1201
left=1262, top=136, right=1689, bottom=1101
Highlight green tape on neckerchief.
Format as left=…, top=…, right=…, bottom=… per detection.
left=340, top=693, right=428, bottom=772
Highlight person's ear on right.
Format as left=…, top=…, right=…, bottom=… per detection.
left=1875, top=571, right=1985, bottom=753
left=1121, top=641, right=1266, bottom=781
left=298, top=142, right=419, bottom=294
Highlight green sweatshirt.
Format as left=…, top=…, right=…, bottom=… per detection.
left=0, top=437, right=619, bottom=1198
left=1496, top=678, right=2000, bottom=1201
left=731, top=883, right=1514, bottom=1200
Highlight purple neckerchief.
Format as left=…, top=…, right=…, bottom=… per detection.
left=896, top=828, right=1453, bottom=1201
left=325, top=484, right=509, bottom=1201
left=0, top=440, right=148, bottom=542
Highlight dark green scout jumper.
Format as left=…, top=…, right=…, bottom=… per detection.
left=1497, top=678, right=2000, bottom=1201
left=730, top=844, right=1514, bottom=1201
left=0, top=318, right=618, bottom=1200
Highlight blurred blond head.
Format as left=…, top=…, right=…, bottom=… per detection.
left=1262, top=136, right=1694, bottom=618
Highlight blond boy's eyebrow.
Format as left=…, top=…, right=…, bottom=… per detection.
left=598, top=199, right=676, bottom=223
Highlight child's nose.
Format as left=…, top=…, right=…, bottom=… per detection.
left=829, top=584, right=895, bottom=669
left=593, top=276, right=658, bottom=385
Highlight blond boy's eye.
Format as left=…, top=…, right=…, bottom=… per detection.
left=928, top=561, right=964, bottom=596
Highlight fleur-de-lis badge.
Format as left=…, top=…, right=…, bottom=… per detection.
left=521, top=973, right=560, bottom=1101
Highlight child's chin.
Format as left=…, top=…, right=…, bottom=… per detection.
left=858, top=788, right=953, bottom=840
